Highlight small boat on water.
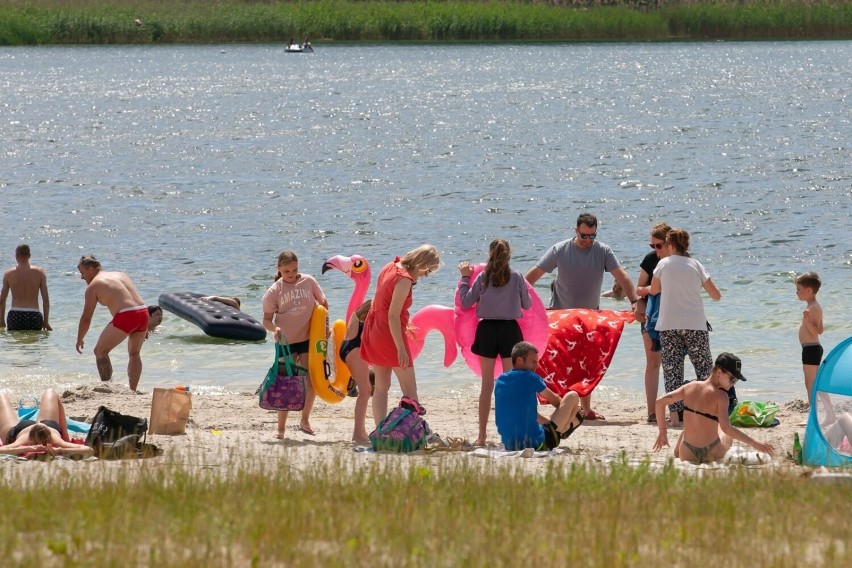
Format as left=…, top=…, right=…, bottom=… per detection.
left=285, top=42, right=314, bottom=53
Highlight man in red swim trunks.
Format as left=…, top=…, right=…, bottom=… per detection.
left=75, top=255, right=149, bottom=392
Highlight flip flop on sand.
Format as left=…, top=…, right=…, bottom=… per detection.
left=584, top=410, right=605, bottom=421
left=646, top=413, right=657, bottom=424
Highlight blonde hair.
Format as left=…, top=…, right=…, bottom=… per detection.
left=275, top=251, right=299, bottom=281
left=399, top=244, right=441, bottom=274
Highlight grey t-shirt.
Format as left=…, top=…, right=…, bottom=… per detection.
left=536, top=238, right=620, bottom=309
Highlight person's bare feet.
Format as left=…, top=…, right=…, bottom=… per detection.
left=473, top=438, right=487, bottom=447
left=298, top=423, right=315, bottom=435
left=275, top=430, right=285, bottom=440
left=352, top=435, right=370, bottom=445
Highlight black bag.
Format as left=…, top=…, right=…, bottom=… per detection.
left=85, top=406, right=149, bottom=456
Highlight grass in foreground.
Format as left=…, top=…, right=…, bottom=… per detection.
left=1, top=1, right=851, bottom=45
left=1, top=455, right=849, bottom=566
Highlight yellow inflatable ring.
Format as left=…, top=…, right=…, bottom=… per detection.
left=308, top=305, right=347, bottom=403
left=331, top=318, right=352, bottom=392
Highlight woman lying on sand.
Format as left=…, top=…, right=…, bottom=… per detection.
left=0, top=388, right=93, bottom=458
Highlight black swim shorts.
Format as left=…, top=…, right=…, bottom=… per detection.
left=537, top=421, right=561, bottom=451
left=802, top=343, right=824, bottom=366
left=471, top=319, right=523, bottom=359
left=287, top=339, right=310, bottom=355
left=6, top=309, right=44, bottom=331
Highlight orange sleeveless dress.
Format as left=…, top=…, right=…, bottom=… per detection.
left=360, top=258, right=414, bottom=367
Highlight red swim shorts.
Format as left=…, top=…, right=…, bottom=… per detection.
left=111, top=306, right=149, bottom=334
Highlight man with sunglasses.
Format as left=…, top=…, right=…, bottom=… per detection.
left=526, top=213, right=639, bottom=419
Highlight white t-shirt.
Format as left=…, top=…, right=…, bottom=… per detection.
left=653, top=255, right=711, bottom=331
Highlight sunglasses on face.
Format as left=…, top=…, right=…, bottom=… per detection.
left=577, top=231, right=597, bottom=240
left=724, top=371, right=738, bottom=384
left=650, top=243, right=664, bottom=250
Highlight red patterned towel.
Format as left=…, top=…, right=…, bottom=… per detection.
left=536, top=309, right=635, bottom=398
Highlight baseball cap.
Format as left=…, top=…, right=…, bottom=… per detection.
left=715, top=352, right=746, bottom=382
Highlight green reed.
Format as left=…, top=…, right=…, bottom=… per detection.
left=1, top=1, right=851, bottom=45
left=1, top=453, right=850, bottom=566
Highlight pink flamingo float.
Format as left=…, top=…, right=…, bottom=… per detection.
left=453, top=263, right=549, bottom=376
left=322, top=254, right=458, bottom=369
left=322, top=255, right=633, bottom=401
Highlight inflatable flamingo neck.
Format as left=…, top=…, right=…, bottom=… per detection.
left=347, top=264, right=371, bottom=321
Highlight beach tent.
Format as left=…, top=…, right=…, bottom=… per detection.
left=803, top=336, right=852, bottom=467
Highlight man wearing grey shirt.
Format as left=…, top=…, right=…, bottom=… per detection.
left=526, top=213, right=638, bottom=419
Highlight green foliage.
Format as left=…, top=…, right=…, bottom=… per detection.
left=0, top=1, right=850, bottom=45
left=1, top=454, right=851, bottom=565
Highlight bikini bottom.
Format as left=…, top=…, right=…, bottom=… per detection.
left=681, top=437, right=721, bottom=464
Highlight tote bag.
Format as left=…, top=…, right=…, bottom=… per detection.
left=259, top=338, right=308, bottom=411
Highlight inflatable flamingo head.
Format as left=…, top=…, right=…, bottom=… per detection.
left=322, top=254, right=370, bottom=280
left=322, top=254, right=372, bottom=321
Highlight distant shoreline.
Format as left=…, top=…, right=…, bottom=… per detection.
left=2, top=1, right=851, bottom=46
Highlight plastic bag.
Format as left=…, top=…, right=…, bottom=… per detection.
left=729, top=400, right=780, bottom=427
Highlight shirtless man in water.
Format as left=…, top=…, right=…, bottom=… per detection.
left=0, top=244, right=52, bottom=331
left=75, top=255, right=149, bottom=392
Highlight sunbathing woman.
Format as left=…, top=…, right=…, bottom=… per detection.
left=652, top=352, right=774, bottom=464
left=0, top=389, right=93, bottom=458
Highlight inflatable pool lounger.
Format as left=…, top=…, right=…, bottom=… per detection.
left=158, top=292, right=267, bottom=341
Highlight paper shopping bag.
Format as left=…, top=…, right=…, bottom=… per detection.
left=149, top=387, right=192, bottom=435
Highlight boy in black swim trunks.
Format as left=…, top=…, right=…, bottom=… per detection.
left=796, top=272, right=824, bottom=408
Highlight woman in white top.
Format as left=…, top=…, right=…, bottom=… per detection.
left=649, top=228, right=721, bottom=426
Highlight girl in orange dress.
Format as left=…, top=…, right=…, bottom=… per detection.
left=361, top=244, right=441, bottom=424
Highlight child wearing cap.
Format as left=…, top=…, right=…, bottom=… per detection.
left=652, top=352, right=775, bottom=464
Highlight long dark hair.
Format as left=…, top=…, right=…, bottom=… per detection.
left=483, top=239, right=511, bottom=289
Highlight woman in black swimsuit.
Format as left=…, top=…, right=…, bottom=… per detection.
left=340, top=300, right=373, bottom=444
left=652, top=353, right=774, bottom=464
left=0, top=388, right=93, bottom=458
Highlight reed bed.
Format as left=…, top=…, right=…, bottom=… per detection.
left=1, top=452, right=850, bottom=566
left=0, top=1, right=851, bottom=45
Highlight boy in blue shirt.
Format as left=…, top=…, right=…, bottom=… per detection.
left=494, top=341, right=584, bottom=451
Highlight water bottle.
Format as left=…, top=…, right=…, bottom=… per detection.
left=792, top=432, right=802, bottom=465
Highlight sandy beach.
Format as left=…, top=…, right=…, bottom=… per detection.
left=1, top=383, right=810, bottom=482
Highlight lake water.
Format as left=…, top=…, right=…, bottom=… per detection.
left=1, top=41, right=850, bottom=404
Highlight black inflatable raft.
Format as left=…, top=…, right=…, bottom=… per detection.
left=158, top=292, right=266, bottom=341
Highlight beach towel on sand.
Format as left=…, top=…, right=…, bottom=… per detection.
left=17, top=408, right=91, bottom=435
left=535, top=309, right=634, bottom=399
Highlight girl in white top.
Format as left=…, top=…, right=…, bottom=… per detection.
left=262, top=251, right=328, bottom=439
left=649, top=229, right=721, bottom=427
